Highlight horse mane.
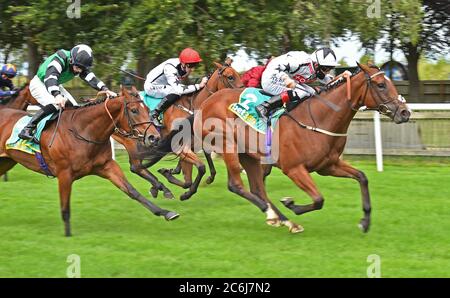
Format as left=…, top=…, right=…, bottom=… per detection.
left=65, top=97, right=109, bottom=110
left=321, top=64, right=380, bottom=93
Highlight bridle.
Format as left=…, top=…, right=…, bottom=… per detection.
left=348, top=70, right=402, bottom=117
left=70, top=94, right=154, bottom=145
left=104, top=94, right=153, bottom=141
left=176, top=65, right=243, bottom=114
left=284, top=68, right=405, bottom=138
left=204, top=65, right=243, bottom=95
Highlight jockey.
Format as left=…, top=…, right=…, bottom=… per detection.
left=256, top=48, right=339, bottom=123
left=18, top=44, right=117, bottom=141
left=144, top=47, right=208, bottom=127
left=0, top=63, right=18, bottom=99
left=241, top=55, right=274, bottom=88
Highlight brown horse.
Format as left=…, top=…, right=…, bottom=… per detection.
left=193, top=62, right=410, bottom=233
left=0, top=87, right=178, bottom=237
left=124, top=62, right=243, bottom=201
left=0, top=85, right=39, bottom=110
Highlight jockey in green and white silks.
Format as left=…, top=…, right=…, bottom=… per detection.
left=19, top=44, right=117, bottom=142
left=256, top=48, right=340, bottom=123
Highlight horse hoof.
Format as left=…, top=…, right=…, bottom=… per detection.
left=206, top=176, right=215, bottom=185
left=266, top=218, right=282, bottom=227
left=163, top=191, right=175, bottom=200
left=149, top=187, right=159, bottom=198
left=281, top=220, right=304, bottom=234
left=358, top=219, right=370, bottom=233
left=280, top=197, right=294, bottom=208
left=180, top=193, right=191, bottom=201
left=289, top=224, right=304, bottom=234
left=165, top=211, right=180, bottom=221
left=158, top=168, right=169, bottom=175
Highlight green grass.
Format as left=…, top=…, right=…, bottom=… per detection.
left=0, top=153, right=449, bottom=277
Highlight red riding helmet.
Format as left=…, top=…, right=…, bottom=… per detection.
left=179, top=48, right=203, bottom=64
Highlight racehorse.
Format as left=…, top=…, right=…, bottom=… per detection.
left=0, top=87, right=178, bottom=237
left=193, top=62, right=411, bottom=233
left=117, top=62, right=243, bottom=201
left=0, top=85, right=39, bottom=110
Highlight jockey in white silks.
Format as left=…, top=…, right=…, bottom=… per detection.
left=256, top=47, right=340, bottom=123
left=144, top=48, right=208, bottom=127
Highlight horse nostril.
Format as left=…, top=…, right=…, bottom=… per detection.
left=401, top=109, right=410, bottom=120
left=147, top=135, right=159, bottom=145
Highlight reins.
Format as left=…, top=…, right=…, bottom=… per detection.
left=69, top=95, right=152, bottom=144
left=283, top=70, right=386, bottom=137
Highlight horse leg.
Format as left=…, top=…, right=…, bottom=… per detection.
left=317, top=160, right=371, bottom=233
left=169, top=159, right=182, bottom=175
left=279, top=164, right=325, bottom=216
left=262, top=164, right=273, bottom=183
left=158, top=161, right=192, bottom=189
left=57, top=171, right=74, bottom=237
left=0, top=157, right=17, bottom=177
left=129, top=158, right=175, bottom=199
left=239, top=154, right=303, bottom=233
left=96, top=160, right=179, bottom=221
left=178, top=150, right=206, bottom=201
left=221, top=152, right=269, bottom=216
left=204, top=151, right=216, bottom=185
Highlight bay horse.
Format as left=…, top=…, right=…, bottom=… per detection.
left=120, top=62, right=243, bottom=201
left=193, top=62, right=410, bottom=233
left=0, top=87, right=178, bottom=237
left=0, top=85, right=39, bottom=110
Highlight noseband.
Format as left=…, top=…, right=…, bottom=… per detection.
left=104, top=96, right=153, bottom=141
left=349, top=71, right=400, bottom=117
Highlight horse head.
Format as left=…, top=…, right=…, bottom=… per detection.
left=118, top=85, right=160, bottom=146
left=209, top=62, right=243, bottom=91
left=355, top=62, right=410, bottom=124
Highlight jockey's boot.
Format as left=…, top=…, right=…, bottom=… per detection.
left=150, top=93, right=181, bottom=127
left=18, top=104, right=57, bottom=142
left=255, top=94, right=284, bottom=124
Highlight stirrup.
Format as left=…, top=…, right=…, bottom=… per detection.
left=256, top=107, right=269, bottom=124
left=151, top=115, right=163, bottom=128
left=18, top=128, right=35, bottom=141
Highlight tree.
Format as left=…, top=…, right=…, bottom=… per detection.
left=352, top=0, right=449, bottom=100
left=119, top=0, right=262, bottom=88
left=7, top=0, right=132, bottom=81
left=0, top=0, right=26, bottom=64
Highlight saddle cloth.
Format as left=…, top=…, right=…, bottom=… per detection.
left=5, top=113, right=56, bottom=155
left=228, top=87, right=284, bottom=134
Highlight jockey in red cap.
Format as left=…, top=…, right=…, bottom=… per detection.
left=144, top=47, right=208, bottom=127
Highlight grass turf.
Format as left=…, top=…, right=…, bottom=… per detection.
left=0, top=153, right=449, bottom=277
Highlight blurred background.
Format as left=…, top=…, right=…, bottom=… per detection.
left=1, top=1, right=448, bottom=96
left=1, top=0, right=449, bottom=157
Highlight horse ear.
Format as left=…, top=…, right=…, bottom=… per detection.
left=121, top=85, right=130, bottom=97
left=213, top=61, right=223, bottom=69
left=357, top=61, right=369, bottom=73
